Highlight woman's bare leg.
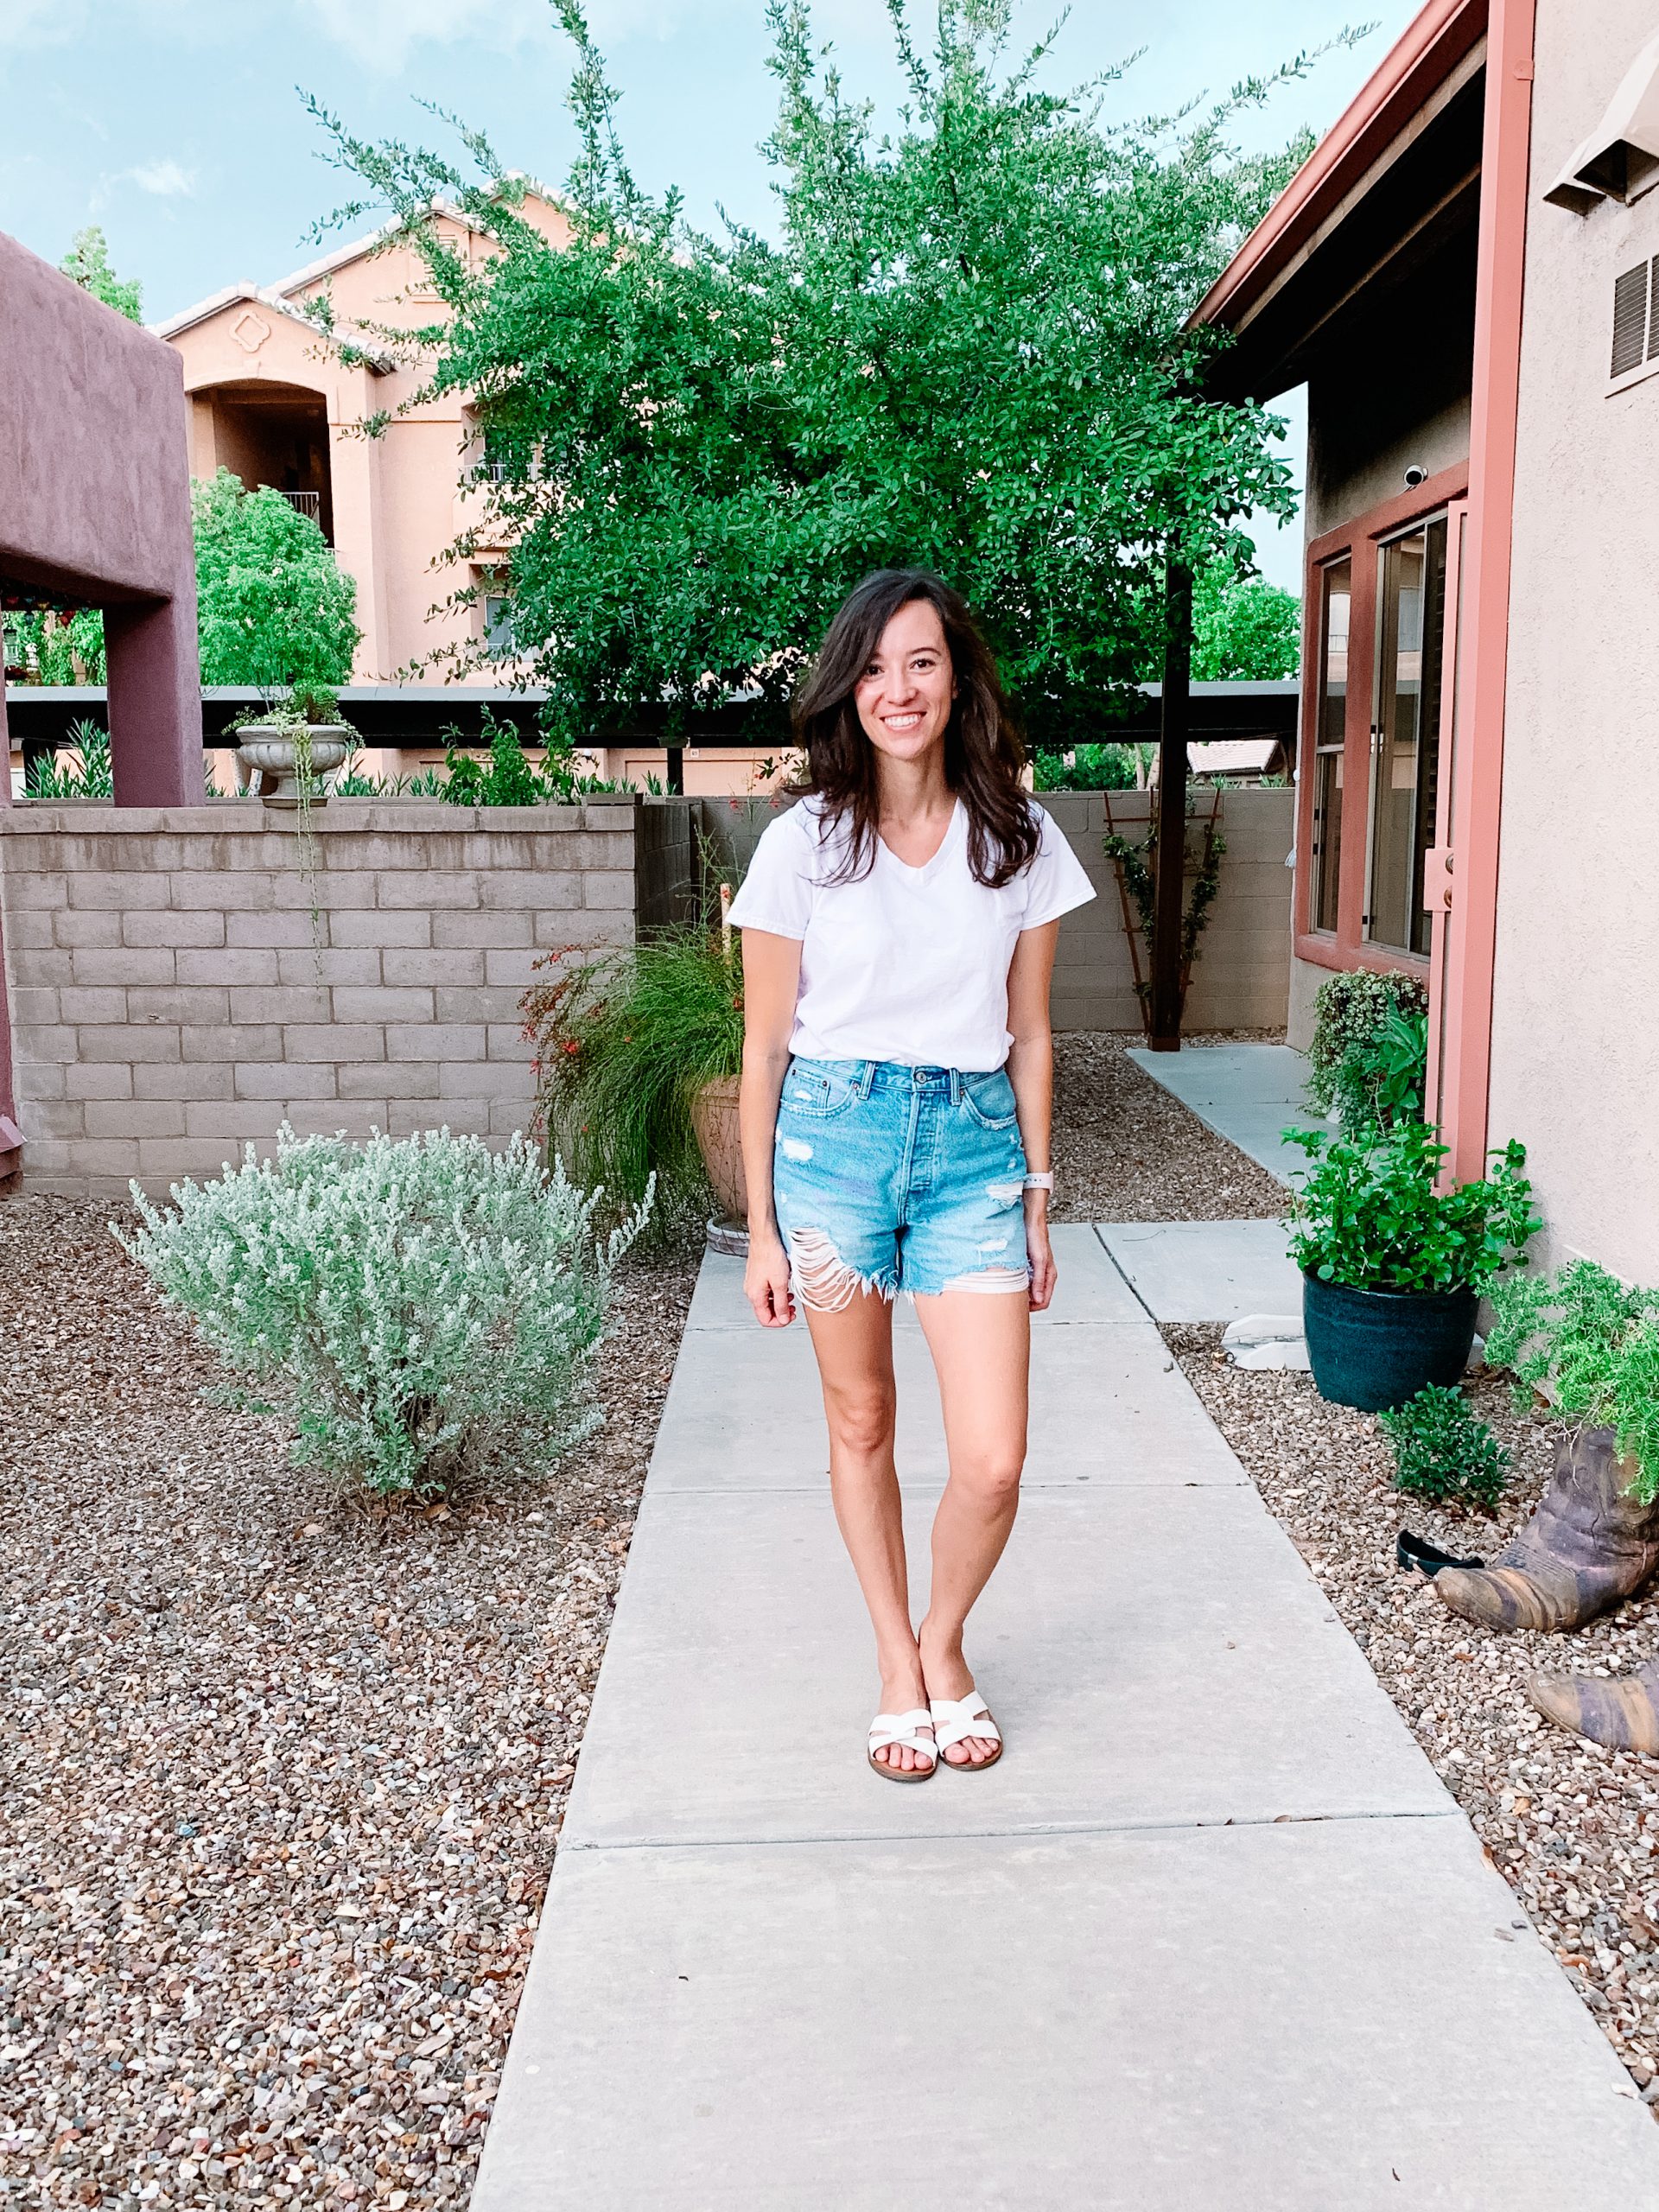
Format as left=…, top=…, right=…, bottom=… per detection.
left=912, top=1288, right=1030, bottom=1764
left=802, top=1288, right=932, bottom=1772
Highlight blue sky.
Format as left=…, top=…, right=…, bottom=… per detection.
left=1, top=0, right=1419, bottom=590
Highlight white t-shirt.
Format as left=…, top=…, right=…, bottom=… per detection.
left=726, top=794, right=1096, bottom=1072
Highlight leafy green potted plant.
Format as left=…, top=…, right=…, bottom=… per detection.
left=522, top=923, right=746, bottom=1243
left=1284, top=1119, right=1539, bottom=1411
left=231, top=683, right=353, bottom=806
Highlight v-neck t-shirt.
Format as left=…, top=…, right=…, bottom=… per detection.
left=725, top=794, right=1096, bottom=1072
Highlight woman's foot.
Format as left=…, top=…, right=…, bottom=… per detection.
left=918, top=1619, right=999, bottom=1765
left=870, top=1660, right=934, bottom=1775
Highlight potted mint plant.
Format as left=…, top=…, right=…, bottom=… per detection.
left=1284, top=1120, right=1539, bottom=1411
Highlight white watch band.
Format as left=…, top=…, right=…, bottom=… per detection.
left=1023, top=1172, right=1054, bottom=1192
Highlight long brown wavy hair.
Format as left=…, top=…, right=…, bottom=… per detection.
left=792, top=569, right=1039, bottom=889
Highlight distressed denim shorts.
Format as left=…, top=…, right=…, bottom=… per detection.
left=772, top=1057, right=1030, bottom=1308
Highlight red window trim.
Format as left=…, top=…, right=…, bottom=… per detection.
left=1294, top=458, right=1468, bottom=975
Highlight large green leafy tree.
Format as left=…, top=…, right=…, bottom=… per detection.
left=1192, top=564, right=1302, bottom=680
left=60, top=226, right=143, bottom=321
left=311, top=0, right=1350, bottom=745
left=192, top=469, right=361, bottom=687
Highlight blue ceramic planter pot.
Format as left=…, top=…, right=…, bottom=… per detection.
left=1302, top=1271, right=1478, bottom=1413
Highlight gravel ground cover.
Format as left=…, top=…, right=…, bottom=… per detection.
left=0, top=1194, right=697, bottom=2209
left=1168, top=1325, right=1659, bottom=2100
left=1052, top=1032, right=1286, bottom=1222
left=0, top=1036, right=1278, bottom=2206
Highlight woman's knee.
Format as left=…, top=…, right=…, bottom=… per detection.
left=950, top=1445, right=1025, bottom=1507
left=823, top=1387, right=897, bottom=1459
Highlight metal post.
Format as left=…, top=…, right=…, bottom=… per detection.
left=1148, top=556, right=1192, bottom=1051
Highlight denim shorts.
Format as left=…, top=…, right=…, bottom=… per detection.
left=772, top=1057, right=1030, bottom=1307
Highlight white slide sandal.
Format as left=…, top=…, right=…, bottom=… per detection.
left=930, top=1690, right=1003, bottom=1770
left=868, top=1707, right=937, bottom=1782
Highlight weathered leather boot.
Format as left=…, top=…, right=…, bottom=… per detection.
left=1528, top=1660, right=1659, bottom=1753
left=1433, top=1427, right=1659, bottom=1633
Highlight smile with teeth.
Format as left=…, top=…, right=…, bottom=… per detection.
left=883, top=711, right=925, bottom=729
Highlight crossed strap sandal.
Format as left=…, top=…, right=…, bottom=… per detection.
left=929, top=1690, right=1003, bottom=1771
left=867, top=1707, right=937, bottom=1783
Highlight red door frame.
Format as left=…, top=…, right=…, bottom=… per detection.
left=1295, top=459, right=1470, bottom=978
left=1438, top=0, right=1536, bottom=1185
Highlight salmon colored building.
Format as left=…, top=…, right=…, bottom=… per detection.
left=1195, top=0, right=1659, bottom=1282
left=155, top=194, right=786, bottom=795
left=156, top=191, right=571, bottom=690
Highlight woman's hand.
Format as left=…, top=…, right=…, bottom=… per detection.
left=745, top=1227, right=796, bottom=1327
left=1025, top=1196, right=1057, bottom=1313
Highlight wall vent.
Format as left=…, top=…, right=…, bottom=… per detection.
left=1612, top=261, right=1650, bottom=373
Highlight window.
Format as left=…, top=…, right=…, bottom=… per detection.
left=484, top=594, right=517, bottom=658
left=1366, top=517, right=1447, bottom=957
left=1309, top=557, right=1350, bottom=933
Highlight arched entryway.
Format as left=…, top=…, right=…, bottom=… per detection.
left=190, top=378, right=335, bottom=543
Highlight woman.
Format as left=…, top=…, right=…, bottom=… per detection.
left=728, top=569, right=1096, bottom=1781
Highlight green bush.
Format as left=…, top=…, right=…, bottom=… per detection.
left=1380, top=1383, right=1510, bottom=1510
left=1284, top=1120, right=1539, bottom=1294
left=1486, top=1262, right=1659, bottom=1504
left=118, top=1126, right=647, bottom=1500
left=1306, top=969, right=1429, bottom=1132
left=524, top=925, right=745, bottom=1230
left=1031, top=743, right=1145, bottom=791
left=439, top=708, right=632, bottom=804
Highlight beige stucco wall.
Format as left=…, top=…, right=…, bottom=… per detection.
left=1488, top=0, right=1659, bottom=1281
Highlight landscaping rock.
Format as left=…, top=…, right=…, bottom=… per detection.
left=1167, top=1319, right=1659, bottom=2101
left=0, top=1194, right=696, bottom=2209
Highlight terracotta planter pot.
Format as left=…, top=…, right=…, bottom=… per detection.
left=235, top=725, right=353, bottom=806
left=690, top=1074, right=747, bottom=1232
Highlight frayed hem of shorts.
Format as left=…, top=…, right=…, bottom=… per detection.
left=786, top=1226, right=899, bottom=1314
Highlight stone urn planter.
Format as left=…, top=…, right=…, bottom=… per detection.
left=235, top=726, right=353, bottom=807
left=1302, top=1270, right=1479, bottom=1413
left=690, top=1074, right=747, bottom=1255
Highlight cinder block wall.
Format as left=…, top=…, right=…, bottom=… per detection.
left=1036, top=789, right=1294, bottom=1033
left=681, top=787, right=1293, bottom=1035
left=0, top=798, right=636, bottom=1198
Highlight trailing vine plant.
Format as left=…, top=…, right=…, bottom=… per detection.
left=1103, top=798, right=1227, bottom=1025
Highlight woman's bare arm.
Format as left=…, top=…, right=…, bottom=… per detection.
left=736, top=928, right=802, bottom=1326
left=1005, top=920, right=1059, bottom=1313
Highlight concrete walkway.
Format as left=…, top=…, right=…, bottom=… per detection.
left=474, top=1224, right=1659, bottom=2209
left=1128, top=1040, right=1323, bottom=1183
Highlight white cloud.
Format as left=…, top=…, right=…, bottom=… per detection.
left=128, top=157, right=196, bottom=195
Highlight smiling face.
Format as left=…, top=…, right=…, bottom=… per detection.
left=852, top=597, right=957, bottom=766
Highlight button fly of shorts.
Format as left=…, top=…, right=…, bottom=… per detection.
left=898, top=1077, right=946, bottom=1222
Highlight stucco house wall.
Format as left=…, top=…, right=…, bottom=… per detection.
left=1487, top=0, right=1659, bottom=1281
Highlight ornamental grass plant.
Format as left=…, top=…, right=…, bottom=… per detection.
left=523, top=925, right=746, bottom=1234
left=118, top=1126, right=648, bottom=1501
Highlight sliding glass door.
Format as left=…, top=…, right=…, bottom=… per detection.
left=1366, top=516, right=1448, bottom=956
left=1308, top=556, right=1351, bottom=936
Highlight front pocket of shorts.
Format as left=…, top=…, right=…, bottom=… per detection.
left=780, top=1068, right=859, bottom=1121
left=962, top=1071, right=1019, bottom=1131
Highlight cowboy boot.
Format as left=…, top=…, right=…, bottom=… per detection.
left=1433, top=1427, right=1659, bottom=1633
left=1528, top=1660, right=1659, bottom=1753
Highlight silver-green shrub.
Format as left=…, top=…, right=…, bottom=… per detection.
left=118, top=1125, right=650, bottom=1499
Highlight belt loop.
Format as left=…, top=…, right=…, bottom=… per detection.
left=949, top=1069, right=963, bottom=1104
left=857, top=1059, right=875, bottom=1099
